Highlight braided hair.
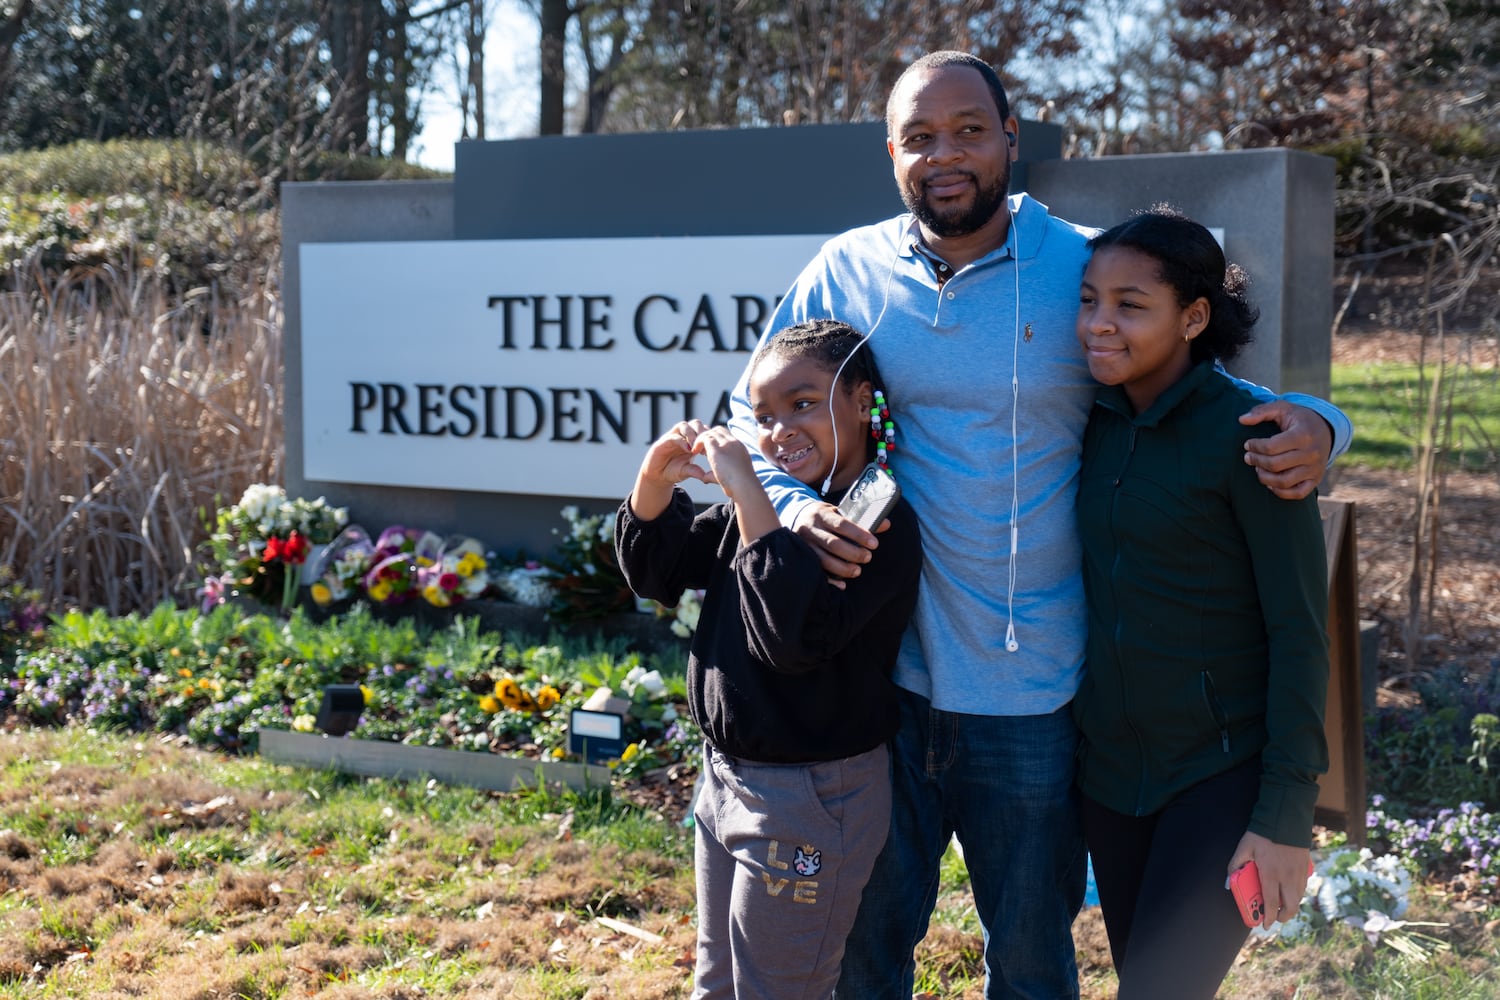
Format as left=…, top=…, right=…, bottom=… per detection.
left=751, top=319, right=897, bottom=470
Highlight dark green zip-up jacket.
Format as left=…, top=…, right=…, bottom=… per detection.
left=1074, top=362, right=1330, bottom=847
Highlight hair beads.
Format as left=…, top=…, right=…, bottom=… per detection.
left=871, top=390, right=895, bottom=473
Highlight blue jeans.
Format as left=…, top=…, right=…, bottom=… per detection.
left=835, top=689, right=1086, bottom=1000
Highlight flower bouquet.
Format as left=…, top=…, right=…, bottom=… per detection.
left=417, top=536, right=492, bottom=608
left=362, top=526, right=443, bottom=605
left=207, top=484, right=348, bottom=611
left=496, top=561, right=556, bottom=609
left=1254, top=846, right=1449, bottom=961
left=545, top=505, right=634, bottom=621
left=307, top=525, right=378, bottom=607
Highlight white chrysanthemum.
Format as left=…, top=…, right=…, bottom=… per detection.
left=1317, top=875, right=1348, bottom=921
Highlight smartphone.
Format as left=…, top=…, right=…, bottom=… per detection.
left=1228, top=860, right=1315, bottom=928
left=837, top=462, right=901, bottom=532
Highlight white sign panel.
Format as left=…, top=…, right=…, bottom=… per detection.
left=301, top=235, right=829, bottom=501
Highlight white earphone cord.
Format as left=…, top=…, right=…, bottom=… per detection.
left=751, top=219, right=1018, bottom=655
left=820, top=246, right=900, bottom=495
left=1006, top=206, right=1021, bottom=654
left=829, top=218, right=1021, bottom=656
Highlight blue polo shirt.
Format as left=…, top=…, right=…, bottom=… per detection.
left=730, top=194, right=1350, bottom=717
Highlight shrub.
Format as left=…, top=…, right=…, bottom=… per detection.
left=1366, top=659, right=1500, bottom=813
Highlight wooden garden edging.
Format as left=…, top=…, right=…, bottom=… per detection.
left=259, top=729, right=613, bottom=793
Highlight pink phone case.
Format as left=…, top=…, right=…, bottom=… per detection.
left=1228, top=863, right=1266, bottom=927
left=1228, top=860, right=1315, bottom=927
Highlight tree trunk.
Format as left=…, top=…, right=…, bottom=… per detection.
left=539, top=0, right=569, bottom=134
left=467, top=0, right=486, bottom=139
left=0, top=0, right=35, bottom=88
left=323, top=0, right=377, bottom=153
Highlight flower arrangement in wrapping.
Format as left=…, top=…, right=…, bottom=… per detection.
left=495, top=561, right=555, bottom=608
left=207, top=484, right=348, bottom=611
left=307, top=525, right=378, bottom=607
left=545, top=505, right=634, bottom=622
left=417, top=536, right=491, bottom=607
left=362, top=526, right=443, bottom=605
left=1253, top=846, right=1449, bottom=961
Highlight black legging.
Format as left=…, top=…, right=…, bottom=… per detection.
left=1081, top=757, right=1261, bottom=1000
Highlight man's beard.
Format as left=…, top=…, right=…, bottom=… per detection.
left=903, top=170, right=1009, bottom=238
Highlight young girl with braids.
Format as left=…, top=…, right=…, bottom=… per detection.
left=1073, top=206, right=1330, bottom=998
left=615, top=318, right=921, bottom=1000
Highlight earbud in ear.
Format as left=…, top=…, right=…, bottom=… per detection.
left=1005, top=132, right=1016, bottom=146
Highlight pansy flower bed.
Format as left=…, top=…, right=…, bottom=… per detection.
left=0, top=602, right=699, bottom=782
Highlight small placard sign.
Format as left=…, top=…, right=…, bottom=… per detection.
left=569, top=709, right=626, bottom=764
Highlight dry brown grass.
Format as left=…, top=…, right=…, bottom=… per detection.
left=0, top=729, right=701, bottom=998
left=1, top=262, right=281, bottom=613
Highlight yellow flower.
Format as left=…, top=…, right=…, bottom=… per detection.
left=310, top=582, right=333, bottom=605
left=620, top=742, right=640, bottom=762
left=516, top=690, right=537, bottom=713
left=368, top=580, right=392, bottom=602
left=178, top=668, right=193, bottom=679
left=198, top=677, right=213, bottom=690
left=535, top=685, right=560, bottom=711
left=551, top=747, right=565, bottom=759
left=494, top=676, right=523, bottom=710
left=292, top=714, right=316, bottom=733
left=479, top=694, right=500, bottom=714
left=359, top=684, right=373, bottom=705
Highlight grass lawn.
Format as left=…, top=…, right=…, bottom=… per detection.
left=1332, top=361, right=1500, bottom=471
left=1, top=728, right=1497, bottom=999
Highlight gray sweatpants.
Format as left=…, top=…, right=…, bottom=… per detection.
left=691, top=742, right=892, bottom=1000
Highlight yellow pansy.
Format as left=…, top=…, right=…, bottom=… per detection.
left=494, top=676, right=524, bottom=710
left=535, top=685, right=560, bottom=711
left=310, top=582, right=333, bottom=605
left=479, top=694, right=500, bottom=714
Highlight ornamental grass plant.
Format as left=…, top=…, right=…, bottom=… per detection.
left=0, top=259, right=281, bottom=615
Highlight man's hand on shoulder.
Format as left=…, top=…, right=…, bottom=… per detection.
left=1240, top=400, right=1333, bottom=500
left=793, top=503, right=880, bottom=589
